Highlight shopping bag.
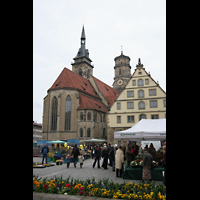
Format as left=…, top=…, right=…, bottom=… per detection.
left=100, top=158, right=104, bottom=166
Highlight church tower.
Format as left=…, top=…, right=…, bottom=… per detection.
left=112, top=50, right=131, bottom=93
left=72, top=26, right=94, bottom=78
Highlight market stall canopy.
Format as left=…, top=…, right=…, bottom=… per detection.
left=79, top=138, right=109, bottom=143
left=46, top=140, right=68, bottom=144
left=114, top=119, right=166, bottom=141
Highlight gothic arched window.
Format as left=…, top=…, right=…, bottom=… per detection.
left=65, top=95, right=71, bottom=130
left=103, top=115, right=106, bottom=123
left=51, top=96, right=58, bottom=130
left=80, top=112, right=83, bottom=121
left=103, top=128, right=106, bottom=139
left=87, top=128, right=91, bottom=137
left=87, top=112, right=91, bottom=120
left=80, top=128, right=83, bottom=137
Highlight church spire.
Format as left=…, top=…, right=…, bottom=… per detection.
left=73, top=25, right=92, bottom=62
left=72, top=25, right=93, bottom=78
left=81, top=25, right=86, bottom=40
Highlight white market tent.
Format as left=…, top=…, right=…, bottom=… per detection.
left=114, top=119, right=166, bottom=141
left=79, top=138, right=109, bottom=143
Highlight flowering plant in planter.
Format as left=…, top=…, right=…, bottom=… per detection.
left=130, top=160, right=138, bottom=167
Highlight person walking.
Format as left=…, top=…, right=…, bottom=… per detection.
left=41, top=143, right=49, bottom=164
left=102, top=146, right=108, bottom=169
left=66, top=155, right=71, bottom=168
left=93, top=146, right=101, bottom=168
left=115, top=145, right=124, bottom=177
left=142, top=147, right=152, bottom=183
left=72, top=144, right=80, bottom=168
left=91, top=145, right=94, bottom=159
left=78, top=153, right=84, bottom=168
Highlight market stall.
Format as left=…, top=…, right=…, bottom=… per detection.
left=122, top=165, right=164, bottom=181
left=79, top=138, right=109, bottom=143
left=46, top=140, right=70, bottom=164
left=114, top=119, right=166, bottom=141
left=114, top=119, right=166, bottom=180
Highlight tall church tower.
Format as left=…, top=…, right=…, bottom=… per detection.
left=72, top=26, right=94, bottom=78
left=112, top=50, right=131, bottom=93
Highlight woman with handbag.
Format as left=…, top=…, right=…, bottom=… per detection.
left=142, top=147, right=152, bottom=183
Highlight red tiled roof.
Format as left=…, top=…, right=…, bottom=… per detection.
left=48, top=68, right=100, bottom=99
left=78, top=94, right=107, bottom=113
left=93, top=77, right=120, bottom=106
left=33, top=122, right=42, bottom=127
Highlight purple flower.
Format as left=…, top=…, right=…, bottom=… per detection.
left=58, top=184, right=62, bottom=189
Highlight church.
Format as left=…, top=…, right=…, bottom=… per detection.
left=42, top=26, right=166, bottom=143
left=42, top=26, right=120, bottom=141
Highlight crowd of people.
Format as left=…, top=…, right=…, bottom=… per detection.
left=41, top=142, right=166, bottom=186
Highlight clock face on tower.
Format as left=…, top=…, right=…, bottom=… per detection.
left=117, top=79, right=123, bottom=86
left=81, top=40, right=85, bottom=44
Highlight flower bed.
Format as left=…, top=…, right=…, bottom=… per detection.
left=33, top=162, right=55, bottom=168
left=33, top=175, right=166, bottom=199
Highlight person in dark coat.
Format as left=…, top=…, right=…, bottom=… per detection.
left=102, top=146, right=108, bottom=169
left=93, top=146, right=101, bottom=168
left=157, top=145, right=166, bottom=186
left=107, top=143, right=112, bottom=166
left=41, top=143, right=49, bottom=164
left=149, top=143, right=156, bottom=161
left=72, top=144, right=80, bottom=168
left=110, top=146, right=115, bottom=171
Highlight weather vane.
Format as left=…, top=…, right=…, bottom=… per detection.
left=121, top=45, right=123, bottom=54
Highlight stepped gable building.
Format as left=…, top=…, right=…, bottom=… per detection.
left=107, top=58, right=166, bottom=144
left=42, top=26, right=119, bottom=141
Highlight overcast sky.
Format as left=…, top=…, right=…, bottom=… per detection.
left=33, top=0, right=166, bottom=124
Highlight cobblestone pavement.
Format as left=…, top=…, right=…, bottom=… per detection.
left=33, top=157, right=163, bottom=185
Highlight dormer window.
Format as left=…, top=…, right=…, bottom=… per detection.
left=84, top=82, right=87, bottom=86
